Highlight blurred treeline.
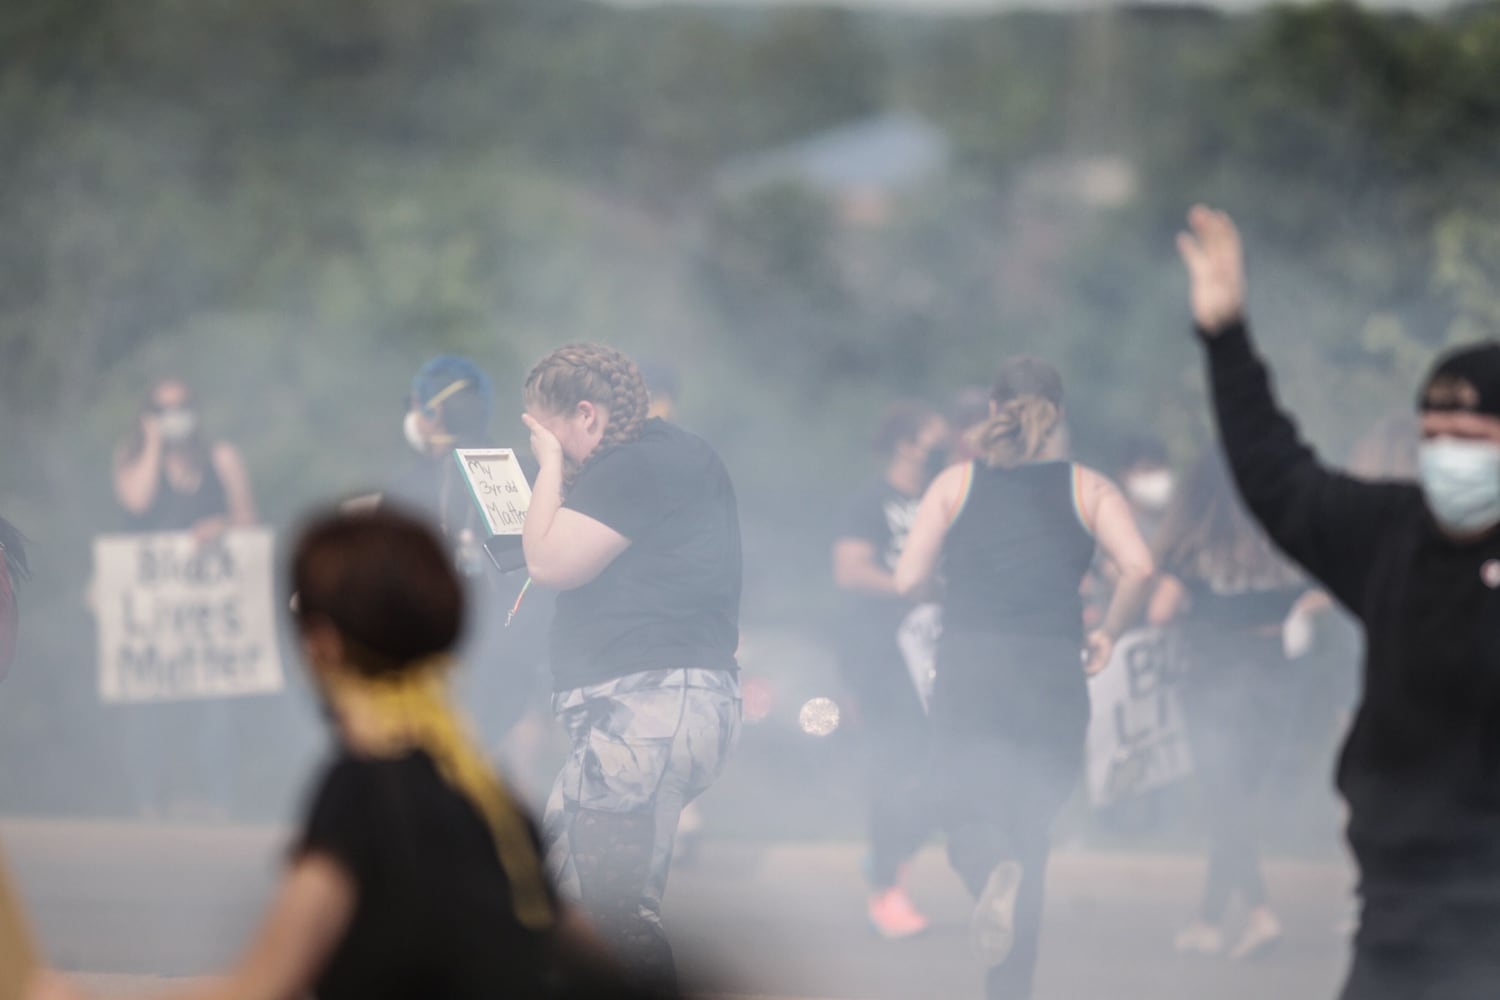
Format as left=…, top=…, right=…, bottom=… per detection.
left=2, top=0, right=1500, bottom=816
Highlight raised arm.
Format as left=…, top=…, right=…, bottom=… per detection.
left=520, top=415, right=631, bottom=590
left=1177, top=206, right=1406, bottom=607
left=113, top=417, right=164, bottom=516
left=212, top=443, right=260, bottom=528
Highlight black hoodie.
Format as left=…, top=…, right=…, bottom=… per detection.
left=1204, top=321, right=1500, bottom=951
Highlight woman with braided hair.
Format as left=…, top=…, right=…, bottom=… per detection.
left=521, top=344, right=742, bottom=989
left=895, top=357, right=1155, bottom=1000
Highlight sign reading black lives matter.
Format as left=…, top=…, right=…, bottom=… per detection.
left=94, top=529, right=285, bottom=703
left=1085, top=626, right=1194, bottom=807
left=455, top=449, right=531, bottom=536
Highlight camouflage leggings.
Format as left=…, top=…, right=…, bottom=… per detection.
left=544, top=668, right=741, bottom=988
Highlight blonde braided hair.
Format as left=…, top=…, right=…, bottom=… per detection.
left=524, top=344, right=651, bottom=479
left=967, top=356, right=1066, bottom=469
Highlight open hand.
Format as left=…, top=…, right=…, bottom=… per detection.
left=1176, top=205, right=1246, bottom=334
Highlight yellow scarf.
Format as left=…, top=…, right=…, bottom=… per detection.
left=324, top=658, right=555, bottom=931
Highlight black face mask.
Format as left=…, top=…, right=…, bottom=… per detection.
left=923, top=447, right=951, bottom=485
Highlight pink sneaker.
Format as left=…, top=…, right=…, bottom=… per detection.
left=868, top=886, right=931, bottom=939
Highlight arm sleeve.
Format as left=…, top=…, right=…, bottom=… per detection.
left=1203, top=320, right=1408, bottom=609
left=563, top=449, right=659, bottom=541
left=295, top=760, right=374, bottom=882
left=834, top=491, right=887, bottom=546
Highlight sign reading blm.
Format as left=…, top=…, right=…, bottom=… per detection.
left=1085, top=626, right=1194, bottom=808
left=94, top=529, right=285, bottom=703
left=455, top=448, right=532, bottom=536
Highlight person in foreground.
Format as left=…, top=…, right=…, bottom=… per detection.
left=27, top=508, right=650, bottom=1000
left=1180, top=205, right=1500, bottom=999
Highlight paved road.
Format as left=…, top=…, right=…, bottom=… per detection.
left=5, top=819, right=1355, bottom=999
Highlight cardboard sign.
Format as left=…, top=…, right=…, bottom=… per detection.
left=1086, top=626, right=1194, bottom=807
left=94, top=529, right=286, bottom=703
left=0, top=842, right=38, bottom=1000
left=454, top=449, right=532, bottom=537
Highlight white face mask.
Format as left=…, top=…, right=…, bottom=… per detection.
left=403, top=410, right=428, bottom=454
left=1418, top=438, right=1500, bottom=537
left=158, top=408, right=198, bottom=444
left=1126, top=469, right=1175, bottom=512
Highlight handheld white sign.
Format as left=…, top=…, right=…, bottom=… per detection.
left=94, top=529, right=286, bottom=703
left=454, top=449, right=532, bottom=537
left=1086, top=626, right=1195, bottom=807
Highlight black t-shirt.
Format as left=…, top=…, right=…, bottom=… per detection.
left=550, top=419, right=742, bottom=690
left=833, top=479, right=921, bottom=658
left=297, top=750, right=554, bottom=1000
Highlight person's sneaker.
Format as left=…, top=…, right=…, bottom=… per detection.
left=1173, top=921, right=1225, bottom=956
left=868, top=886, right=930, bottom=939
left=1229, top=908, right=1282, bottom=961
left=971, top=861, right=1023, bottom=964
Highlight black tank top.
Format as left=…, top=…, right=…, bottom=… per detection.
left=941, top=460, right=1096, bottom=640
left=127, top=450, right=230, bottom=532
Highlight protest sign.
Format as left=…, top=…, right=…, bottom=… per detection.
left=454, top=449, right=531, bottom=537
left=94, top=529, right=285, bottom=703
left=1086, top=626, right=1194, bottom=807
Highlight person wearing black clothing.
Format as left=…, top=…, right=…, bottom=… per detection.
left=833, top=400, right=950, bottom=939
left=895, top=358, right=1155, bottom=1000
left=110, top=378, right=258, bottom=819
left=383, top=355, right=550, bottom=743
left=522, top=344, right=742, bottom=990
left=1153, top=453, right=1305, bottom=960
left=1180, top=205, right=1500, bottom=998
left=113, top=379, right=257, bottom=537
left=27, top=509, right=648, bottom=1000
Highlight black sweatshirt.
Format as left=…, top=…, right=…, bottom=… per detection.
left=1204, top=321, right=1500, bottom=944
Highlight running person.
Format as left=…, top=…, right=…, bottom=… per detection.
left=833, top=400, right=950, bottom=938
left=895, top=357, right=1155, bottom=1000
left=521, top=344, right=742, bottom=989
left=1180, top=205, right=1500, bottom=999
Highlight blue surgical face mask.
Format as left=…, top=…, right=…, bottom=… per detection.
left=1418, top=438, right=1500, bottom=537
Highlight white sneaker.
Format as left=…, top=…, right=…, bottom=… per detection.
left=1173, top=921, right=1225, bottom=956
left=1229, top=908, right=1282, bottom=961
left=971, top=862, right=1023, bottom=965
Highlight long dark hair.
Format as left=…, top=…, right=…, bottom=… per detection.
left=0, top=516, right=28, bottom=583
left=1155, top=452, right=1300, bottom=594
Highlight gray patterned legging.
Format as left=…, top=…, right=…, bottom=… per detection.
left=544, top=668, right=741, bottom=989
